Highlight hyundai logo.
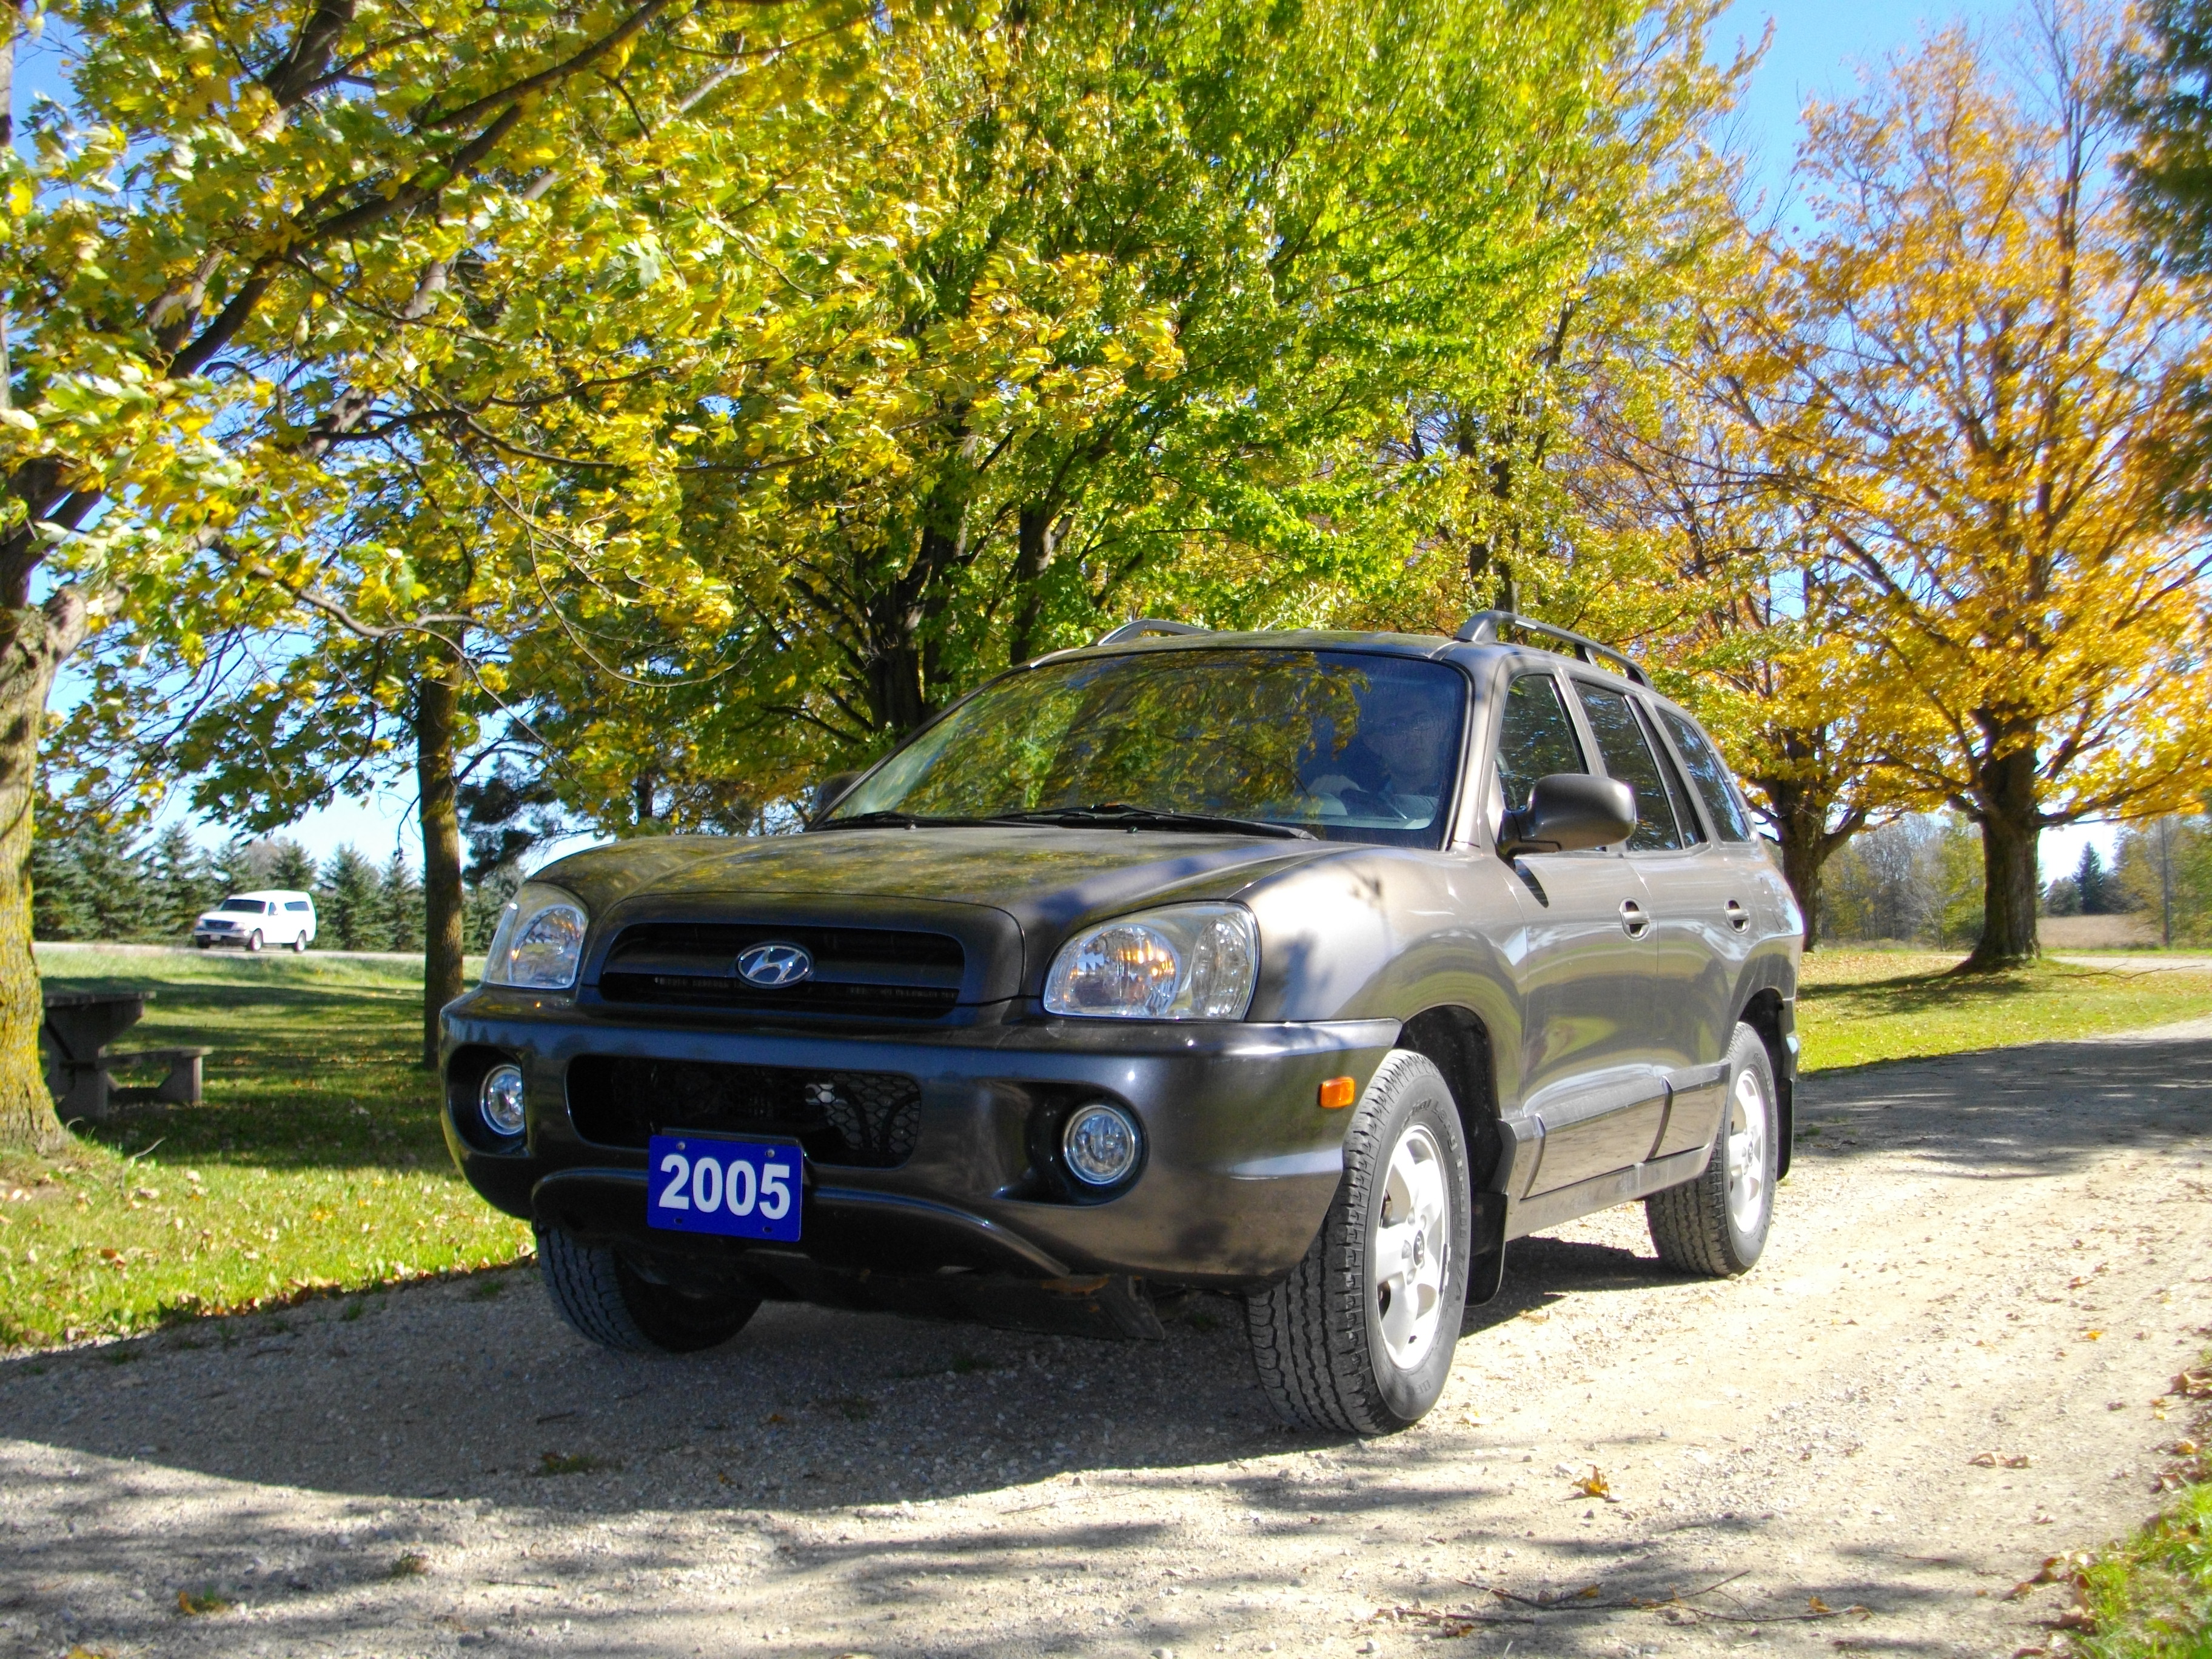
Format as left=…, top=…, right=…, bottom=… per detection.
left=736, top=942, right=814, bottom=988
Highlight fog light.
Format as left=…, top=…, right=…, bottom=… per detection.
left=1062, top=1103, right=1141, bottom=1188
left=479, top=1064, right=526, bottom=1138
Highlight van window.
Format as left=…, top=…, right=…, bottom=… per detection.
left=286, top=900, right=312, bottom=912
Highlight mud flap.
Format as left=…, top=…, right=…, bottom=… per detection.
left=1466, top=1190, right=1509, bottom=1305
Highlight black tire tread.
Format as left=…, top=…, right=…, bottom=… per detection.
left=1246, top=1050, right=1453, bottom=1436
left=1645, top=1024, right=1771, bottom=1277
left=535, top=1226, right=659, bottom=1353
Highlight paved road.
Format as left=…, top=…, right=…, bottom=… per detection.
left=4, top=1021, right=2210, bottom=1658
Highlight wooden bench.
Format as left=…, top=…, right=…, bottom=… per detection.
left=41, top=990, right=212, bottom=1121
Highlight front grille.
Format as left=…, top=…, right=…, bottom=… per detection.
left=597, top=922, right=964, bottom=1020
left=566, top=1055, right=920, bottom=1168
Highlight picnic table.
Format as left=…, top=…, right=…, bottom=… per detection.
left=41, top=990, right=210, bottom=1122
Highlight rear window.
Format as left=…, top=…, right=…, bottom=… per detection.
left=286, top=900, right=312, bottom=912
left=1655, top=706, right=1752, bottom=841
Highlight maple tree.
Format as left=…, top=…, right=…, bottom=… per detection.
left=0, top=0, right=876, bottom=1140
left=1728, top=7, right=2212, bottom=969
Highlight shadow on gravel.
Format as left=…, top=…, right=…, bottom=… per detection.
left=1791, top=1030, right=2212, bottom=1177
left=1, top=1026, right=2205, bottom=1617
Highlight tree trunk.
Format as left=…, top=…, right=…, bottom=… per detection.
left=1008, top=504, right=1057, bottom=666
left=414, top=655, right=467, bottom=1070
left=1962, top=744, right=2040, bottom=971
left=1775, top=811, right=1827, bottom=951
left=0, top=590, right=91, bottom=1150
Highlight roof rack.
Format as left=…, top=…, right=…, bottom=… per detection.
left=1455, top=609, right=1650, bottom=688
left=1095, top=617, right=1210, bottom=646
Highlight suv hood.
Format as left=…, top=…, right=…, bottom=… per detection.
left=537, top=826, right=1338, bottom=940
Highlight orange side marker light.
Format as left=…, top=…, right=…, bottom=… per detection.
left=1318, top=1076, right=1356, bottom=1110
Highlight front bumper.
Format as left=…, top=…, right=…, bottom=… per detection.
left=440, top=990, right=1395, bottom=1292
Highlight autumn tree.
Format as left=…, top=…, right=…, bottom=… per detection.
left=13, top=0, right=883, bottom=1089
left=1734, top=6, right=2212, bottom=969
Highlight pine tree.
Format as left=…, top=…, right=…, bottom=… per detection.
left=2076, top=845, right=2122, bottom=916
left=267, top=839, right=318, bottom=893
left=146, top=824, right=218, bottom=939
left=378, top=852, right=424, bottom=955
left=318, top=845, right=382, bottom=952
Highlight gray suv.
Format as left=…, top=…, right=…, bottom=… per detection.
left=442, top=612, right=1801, bottom=1435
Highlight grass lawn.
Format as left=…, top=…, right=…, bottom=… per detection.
left=1797, top=951, right=2212, bottom=1073
left=2071, top=1359, right=2212, bottom=1658
left=1, top=945, right=529, bottom=1349
left=5, top=940, right=2212, bottom=1352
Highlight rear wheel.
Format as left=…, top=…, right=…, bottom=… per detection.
left=291, top=931, right=309, bottom=953
left=1646, top=1022, right=1777, bottom=1276
left=245, top=930, right=264, bottom=953
left=536, top=1226, right=760, bottom=1355
left=1246, top=1050, right=1470, bottom=1435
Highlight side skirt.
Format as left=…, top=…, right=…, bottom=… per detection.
left=1501, top=1142, right=1714, bottom=1242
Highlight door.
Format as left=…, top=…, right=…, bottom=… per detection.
left=1489, top=669, right=1663, bottom=1196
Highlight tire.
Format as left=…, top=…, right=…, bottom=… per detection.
left=193, top=939, right=210, bottom=950
left=1646, top=1022, right=1777, bottom=1276
left=535, top=1226, right=760, bottom=1355
left=291, top=931, right=309, bottom=953
left=246, top=930, right=264, bottom=953
left=1246, top=1050, right=1471, bottom=1435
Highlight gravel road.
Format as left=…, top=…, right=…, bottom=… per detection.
left=5, top=1021, right=2211, bottom=1659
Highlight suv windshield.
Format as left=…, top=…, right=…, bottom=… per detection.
left=826, top=649, right=1466, bottom=847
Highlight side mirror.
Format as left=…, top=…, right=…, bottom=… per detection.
left=1499, top=773, right=1637, bottom=857
left=811, top=770, right=862, bottom=821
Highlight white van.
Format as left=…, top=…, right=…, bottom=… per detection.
left=192, top=890, right=318, bottom=953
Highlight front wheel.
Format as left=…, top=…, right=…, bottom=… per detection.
left=1246, top=1050, right=1470, bottom=1435
left=245, top=930, right=264, bottom=953
left=1645, top=1022, right=1777, bottom=1276
left=536, top=1227, right=760, bottom=1355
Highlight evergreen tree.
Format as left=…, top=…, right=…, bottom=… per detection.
left=267, top=839, right=318, bottom=892
left=318, top=845, right=383, bottom=952
left=28, top=824, right=95, bottom=941
left=2074, top=845, right=2127, bottom=916
left=215, top=837, right=269, bottom=896
left=147, top=824, right=218, bottom=939
left=378, top=852, right=424, bottom=955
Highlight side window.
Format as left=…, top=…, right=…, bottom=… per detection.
left=1493, top=673, right=1586, bottom=813
left=286, top=900, right=311, bottom=912
left=1572, top=682, right=1683, bottom=851
left=1635, top=702, right=1705, bottom=846
left=1657, top=706, right=1752, bottom=842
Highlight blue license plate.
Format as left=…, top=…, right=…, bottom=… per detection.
left=646, top=1135, right=803, bottom=1241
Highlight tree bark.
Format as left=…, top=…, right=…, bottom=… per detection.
left=1774, top=806, right=1828, bottom=951
left=1008, top=504, right=1057, bottom=666
left=0, top=589, right=91, bottom=1150
left=414, top=654, right=467, bottom=1070
left=1961, top=743, right=2041, bottom=971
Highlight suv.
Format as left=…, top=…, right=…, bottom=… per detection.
left=441, top=614, right=1800, bottom=1434
left=192, top=890, right=318, bottom=953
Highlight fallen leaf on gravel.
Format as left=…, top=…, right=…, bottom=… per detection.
left=2106, top=1400, right=2128, bottom=1412
left=1572, top=1467, right=1614, bottom=1500
left=2175, top=1439, right=2200, bottom=1456
left=1969, top=1451, right=2029, bottom=1467
left=2003, top=1581, right=2041, bottom=1601
left=1519, top=1309, right=1550, bottom=1324
left=2083, top=1330, right=2103, bottom=1341
left=176, top=1589, right=231, bottom=1617
left=1809, top=1597, right=1832, bottom=1615
left=2171, top=1369, right=2212, bottom=1398
left=2049, top=1607, right=2096, bottom=1632
left=387, top=1552, right=428, bottom=1579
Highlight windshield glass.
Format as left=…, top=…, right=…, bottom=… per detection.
left=827, top=649, right=1466, bottom=847
left=218, top=899, right=267, bottom=914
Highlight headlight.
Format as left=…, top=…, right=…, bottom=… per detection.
left=1042, top=903, right=1257, bottom=1020
left=478, top=1064, right=526, bottom=1138
left=483, top=883, right=588, bottom=990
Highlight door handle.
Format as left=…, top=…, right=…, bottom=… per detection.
left=1724, top=899, right=1749, bottom=933
left=1619, top=900, right=1651, bottom=940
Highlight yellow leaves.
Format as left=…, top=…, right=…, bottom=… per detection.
left=1570, top=1466, right=1613, bottom=1500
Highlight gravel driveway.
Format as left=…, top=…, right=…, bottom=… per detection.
left=5, top=1020, right=2210, bottom=1659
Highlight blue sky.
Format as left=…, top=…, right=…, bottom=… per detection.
left=54, top=0, right=2116, bottom=882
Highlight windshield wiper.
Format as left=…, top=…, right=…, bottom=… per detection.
left=991, top=803, right=1315, bottom=840
left=813, top=810, right=992, bottom=831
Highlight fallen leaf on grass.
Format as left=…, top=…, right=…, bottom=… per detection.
left=176, top=1588, right=231, bottom=1616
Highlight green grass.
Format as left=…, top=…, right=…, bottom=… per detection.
left=2073, top=1364, right=2212, bottom=1658
left=2, top=945, right=529, bottom=1349
left=1797, top=951, right=2212, bottom=1073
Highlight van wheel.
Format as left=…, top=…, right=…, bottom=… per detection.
left=245, top=930, right=264, bottom=953
left=291, top=931, right=309, bottom=953
left=1646, top=1022, right=1777, bottom=1276
left=535, top=1226, right=760, bottom=1355
left=1245, top=1050, right=1470, bottom=1435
